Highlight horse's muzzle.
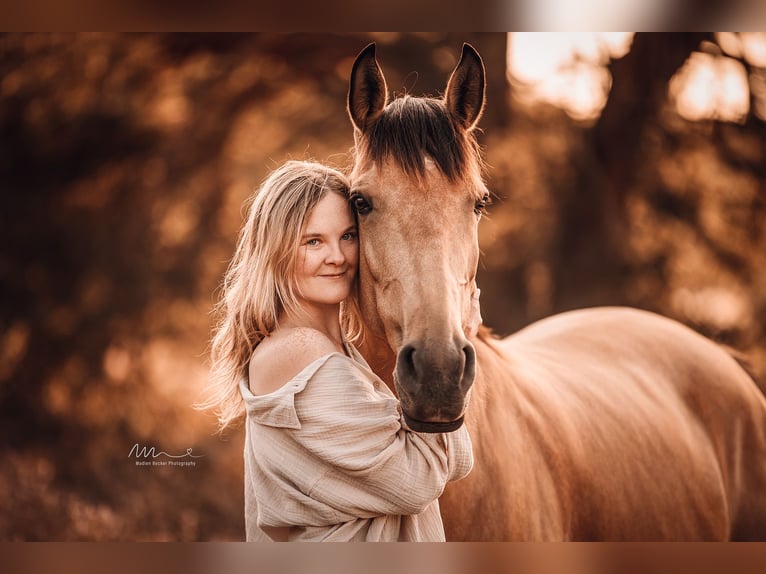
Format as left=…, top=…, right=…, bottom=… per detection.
left=395, top=339, right=475, bottom=433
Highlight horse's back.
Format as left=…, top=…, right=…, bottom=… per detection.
left=490, top=306, right=766, bottom=540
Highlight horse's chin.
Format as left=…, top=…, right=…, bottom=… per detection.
left=402, top=412, right=465, bottom=433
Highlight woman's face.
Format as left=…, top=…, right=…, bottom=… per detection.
left=294, top=191, right=358, bottom=309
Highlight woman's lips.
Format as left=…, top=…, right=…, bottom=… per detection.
left=320, top=271, right=346, bottom=278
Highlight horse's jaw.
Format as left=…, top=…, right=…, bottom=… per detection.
left=357, top=328, right=397, bottom=392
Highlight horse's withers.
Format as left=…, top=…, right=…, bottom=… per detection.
left=348, top=43, right=487, bottom=432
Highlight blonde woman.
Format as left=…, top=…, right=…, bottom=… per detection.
left=205, top=160, right=475, bottom=542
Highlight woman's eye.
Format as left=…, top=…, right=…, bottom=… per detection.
left=306, top=238, right=320, bottom=246
left=474, top=193, right=491, bottom=215
left=341, top=232, right=357, bottom=241
left=350, top=193, right=372, bottom=215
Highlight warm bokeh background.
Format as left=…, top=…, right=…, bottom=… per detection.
left=1, top=32, right=765, bottom=540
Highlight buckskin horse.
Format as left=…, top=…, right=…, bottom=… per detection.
left=347, top=42, right=766, bottom=540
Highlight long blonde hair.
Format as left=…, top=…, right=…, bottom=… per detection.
left=201, top=160, right=363, bottom=430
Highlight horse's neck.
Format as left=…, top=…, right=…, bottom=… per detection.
left=357, top=331, right=397, bottom=393
left=441, top=334, right=527, bottom=540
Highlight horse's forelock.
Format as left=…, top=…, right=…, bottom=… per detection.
left=360, top=96, right=482, bottom=184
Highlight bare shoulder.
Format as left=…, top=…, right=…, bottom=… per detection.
left=248, top=327, right=339, bottom=396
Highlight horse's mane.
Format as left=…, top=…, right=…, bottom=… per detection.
left=360, top=95, right=484, bottom=183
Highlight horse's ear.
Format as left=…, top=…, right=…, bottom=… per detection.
left=348, top=43, right=388, bottom=133
left=445, top=43, right=486, bottom=131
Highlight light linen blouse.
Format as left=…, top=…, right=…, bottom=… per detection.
left=239, top=342, right=473, bottom=542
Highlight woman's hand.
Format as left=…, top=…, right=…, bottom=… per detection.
left=465, top=286, right=482, bottom=338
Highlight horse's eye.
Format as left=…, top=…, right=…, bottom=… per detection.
left=350, top=193, right=373, bottom=215
left=474, top=193, right=491, bottom=215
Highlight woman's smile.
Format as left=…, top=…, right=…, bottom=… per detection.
left=320, top=270, right=348, bottom=278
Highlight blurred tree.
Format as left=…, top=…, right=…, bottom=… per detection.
left=552, top=33, right=712, bottom=309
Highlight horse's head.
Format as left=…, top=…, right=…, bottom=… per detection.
left=348, top=43, right=488, bottom=433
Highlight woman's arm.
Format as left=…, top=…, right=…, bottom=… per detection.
left=289, top=355, right=473, bottom=518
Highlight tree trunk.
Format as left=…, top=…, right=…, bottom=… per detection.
left=554, top=33, right=711, bottom=311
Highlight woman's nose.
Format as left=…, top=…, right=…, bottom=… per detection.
left=324, top=242, right=345, bottom=264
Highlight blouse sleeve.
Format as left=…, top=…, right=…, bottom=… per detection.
left=252, top=353, right=473, bottom=525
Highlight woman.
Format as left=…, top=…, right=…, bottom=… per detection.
left=205, top=160, right=477, bottom=542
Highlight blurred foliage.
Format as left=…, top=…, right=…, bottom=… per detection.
left=1, top=33, right=764, bottom=540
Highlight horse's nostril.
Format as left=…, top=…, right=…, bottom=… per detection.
left=398, top=344, right=417, bottom=380
left=461, top=343, right=476, bottom=391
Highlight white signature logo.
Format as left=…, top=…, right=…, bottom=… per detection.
left=129, top=443, right=205, bottom=467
